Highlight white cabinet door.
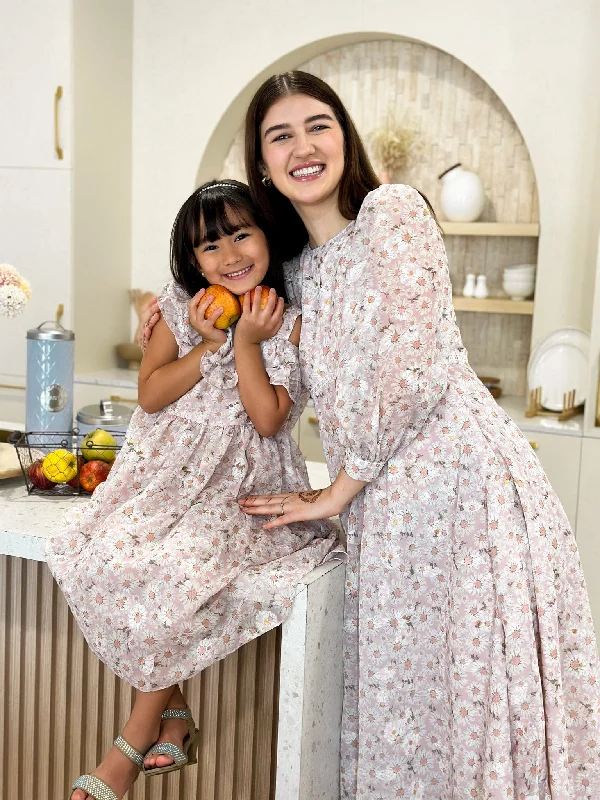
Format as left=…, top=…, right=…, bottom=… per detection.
left=0, top=168, right=71, bottom=378
left=575, top=438, right=600, bottom=642
left=527, top=432, right=582, bottom=529
left=0, top=0, right=71, bottom=168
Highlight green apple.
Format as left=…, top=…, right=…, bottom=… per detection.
left=81, top=428, right=117, bottom=463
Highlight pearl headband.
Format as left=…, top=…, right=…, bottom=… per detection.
left=198, top=182, right=237, bottom=194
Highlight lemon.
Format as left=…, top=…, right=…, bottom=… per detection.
left=81, top=428, right=117, bottom=463
left=42, top=449, right=78, bottom=483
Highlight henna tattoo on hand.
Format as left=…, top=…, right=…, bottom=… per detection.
left=298, top=489, right=324, bottom=504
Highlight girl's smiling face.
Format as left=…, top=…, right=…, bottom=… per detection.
left=260, top=93, right=345, bottom=211
left=193, top=210, right=270, bottom=295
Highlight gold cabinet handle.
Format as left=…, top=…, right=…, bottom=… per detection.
left=110, top=394, right=138, bottom=404
left=54, top=86, right=64, bottom=160
left=529, top=441, right=539, bottom=450
left=308, top=416, right=318, bottom=425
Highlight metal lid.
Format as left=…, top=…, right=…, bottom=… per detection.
left=76, top=399, right=132, bottom=426
left=27, top=320, right=75, bottom=341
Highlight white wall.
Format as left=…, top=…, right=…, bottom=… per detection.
left=73, top=0, right=133, bottom=370
left=131, top=0, right=600, bottom=344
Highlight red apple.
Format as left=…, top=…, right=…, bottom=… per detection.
left=79, top=460, right=111, bottom=493
left=28, top=459, right=56, bottom=490
left=67, top=456, right=85, bottom=488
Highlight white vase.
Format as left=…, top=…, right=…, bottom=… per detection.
left=462, top=273, right=476, bottom=297
left=439, top=163, right=486, bottom=223
left=474, top=275, right=488, bottom=299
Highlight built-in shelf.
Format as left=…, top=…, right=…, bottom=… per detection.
left=453, top=297, right=534, bottom=315
left=440, top=222, right=540, bottom=237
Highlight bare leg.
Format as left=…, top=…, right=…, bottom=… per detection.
left=71, top=685, right=175, bottom=800
left=143, top=684, right=190, bottom=770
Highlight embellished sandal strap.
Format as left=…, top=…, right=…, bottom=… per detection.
left=72, top=774, right=118, bottom=800
left=161, top=707, right=192, bottom=720
left=113, top=734, right=144, bottom=769
left=145, top=741, right=188, bottom=766
left=161, top=706, right=196, bottom=737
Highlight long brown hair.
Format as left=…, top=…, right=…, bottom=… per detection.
left=245, top=71, right=380, bottom=262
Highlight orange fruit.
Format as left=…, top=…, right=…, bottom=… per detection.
left=204, top=285, right=242, bottom=329
left=250, top=286, right=272, bottom=309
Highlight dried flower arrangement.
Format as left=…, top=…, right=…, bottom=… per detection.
left=367, top=124, right=419, bottom=183
left=0, top=263, right=31, bottom=317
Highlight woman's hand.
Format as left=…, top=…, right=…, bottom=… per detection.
left=235, top=287, right=284, bottom=345
left=188, top=288, right=227, bottom=348
left=238, top=486, right=343, bottom=530
left=140, top=298, right=161, bottom=352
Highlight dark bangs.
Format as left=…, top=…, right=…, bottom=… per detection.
left=170, top=179, right=287, bottom=300
left=195, top=192, right=254, bottom=245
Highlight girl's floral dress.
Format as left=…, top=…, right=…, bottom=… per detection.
left=46, top=283, right=338, bottom=690
left=284, top=183, right=600, bottom=800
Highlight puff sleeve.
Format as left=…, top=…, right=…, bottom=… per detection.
left=260, top=307, right=302, bottom=404
left=334, top=184, right=452, bottom=481
left=157, top=281, right=200, bottom=354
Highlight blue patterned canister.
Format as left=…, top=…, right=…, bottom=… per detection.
left=26, top=320, right=75, bottom=441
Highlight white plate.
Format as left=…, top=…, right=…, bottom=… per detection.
left=528, top=342, right=588, bottom=411
left=528, top=327, right=590, bottom=386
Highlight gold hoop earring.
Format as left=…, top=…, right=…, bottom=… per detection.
left=262, top=176, right=272, bottom=187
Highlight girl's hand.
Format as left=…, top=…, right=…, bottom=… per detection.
left=238, top=486, right=342, bottom=530
left=140, top=298, right=161, bottom=352
left=235, top=287, right=284, bottom=345
left=188, top=289, right=228, bottom=348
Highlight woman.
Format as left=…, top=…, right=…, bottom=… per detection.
left=236, top=72, right=600, bottom=799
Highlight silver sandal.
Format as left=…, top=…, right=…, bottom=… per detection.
left=70, top=734, right=144, bottom=799
left=143, top=707, right=200, bottom=777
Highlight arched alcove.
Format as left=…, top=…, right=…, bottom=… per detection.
left=199, top=36, right=539, bottom=396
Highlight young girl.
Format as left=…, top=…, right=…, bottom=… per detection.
left=46, top=179, right=338, bottom=800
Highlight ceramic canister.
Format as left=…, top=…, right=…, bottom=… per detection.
left=26, top=319, right=75, bottom=440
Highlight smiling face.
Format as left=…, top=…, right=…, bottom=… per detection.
left=193, top=209, right=270, bottom=295
left=260, top=94, right=345, bottom=211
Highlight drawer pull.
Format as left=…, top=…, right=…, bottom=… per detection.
left=54, top=86, right=64, bottom=160
left=308, top=416, right=318, bottom=425
left=529, top=441, right=539, bottom=450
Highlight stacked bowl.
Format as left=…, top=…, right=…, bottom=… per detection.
left=502, top=264, right=536, bottom=301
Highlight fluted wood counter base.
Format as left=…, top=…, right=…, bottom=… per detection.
left=0, top=555, right=281, bottom=800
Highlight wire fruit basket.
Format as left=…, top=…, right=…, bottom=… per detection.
left=8, top=429, right=125, bottom=496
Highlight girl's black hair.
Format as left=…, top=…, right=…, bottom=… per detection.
left=170, top=179, right=287, bottom=300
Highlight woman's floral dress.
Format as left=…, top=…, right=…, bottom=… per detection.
left=46, top=281, right=338, bottom=690
left=284, top=184, right=600, bottom=799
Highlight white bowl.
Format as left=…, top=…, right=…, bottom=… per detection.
left=504, top=263, right=536, bottom=273
left=502, top=281, right=535, bottom=292
left=503, top=276, right=535, bottom=287
left=502, top=277, right=534, bottom=301
left=504, top=269, right=535, bottom=279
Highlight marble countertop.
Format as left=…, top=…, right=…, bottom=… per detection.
left=496, top=395, right=584, bottom=437
left=0, top=477, right=84, bottom=561
left=0, top=460, right=332, bottom=563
